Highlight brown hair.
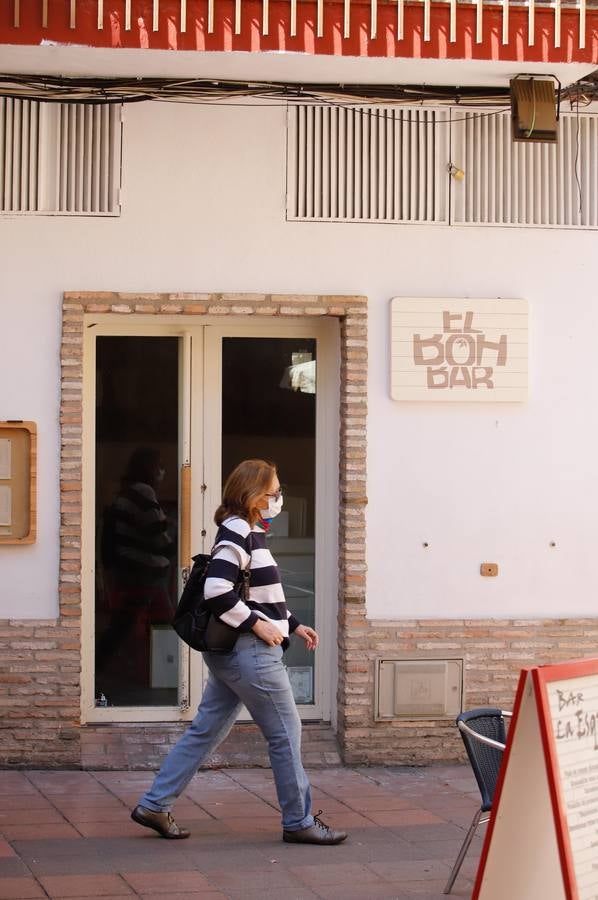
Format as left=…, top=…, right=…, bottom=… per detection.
left=214, top=459, right=277, bottom=528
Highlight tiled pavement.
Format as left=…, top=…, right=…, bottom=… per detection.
left=0, top=765, right=483, bottom=899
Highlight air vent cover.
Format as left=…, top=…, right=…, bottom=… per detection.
left=287, top=104, right=449, bottom=224
left=1, top=99, right=122, bottom=216
left=375, top=658, right=463, bottom=720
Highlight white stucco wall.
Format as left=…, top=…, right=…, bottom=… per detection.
left=1, top=99, right=597, bottom=620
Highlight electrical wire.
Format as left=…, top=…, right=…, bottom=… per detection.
left=0, top=72, right=513, bottom=110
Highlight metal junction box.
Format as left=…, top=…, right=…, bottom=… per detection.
left=374, top=658, right=463, bottom=720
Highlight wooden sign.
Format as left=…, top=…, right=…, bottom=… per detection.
left=0, top=421, right=36, bottom=544
left=474, top=658, right=598, bottom=900
left=391, top=297, right=528, bottom=401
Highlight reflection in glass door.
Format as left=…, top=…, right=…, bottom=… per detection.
left=221, top=338, right=317, bottom=706
left=94, top=337, right=180, bottom=708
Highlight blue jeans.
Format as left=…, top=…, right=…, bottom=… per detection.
left=139, top=633, right=314, bottom=832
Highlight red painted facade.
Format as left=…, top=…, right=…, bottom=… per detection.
left=0, top=0, right=597, bottom=65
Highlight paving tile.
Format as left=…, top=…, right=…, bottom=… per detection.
left=0, top=773, right=35, bottom=786
left=289, top=861, right=385, bottom=887
left=225, top=889, right=320, bottom=900
left=121, top=870, right=214, bottom=893
left=307, top=797, right=353, bottom=814
left=58, top=806, right=130, bottom=823
left=403, top=841, right=472, bottom=862
left=388, top=823, right=465, bottom=841
left=205, top=866, right=301, bottom=890
left=70, top=821, right=147, bottom=838
left=220, top=817, right=279, bottom=834
left=52, top=796, right=128, bottom=810
left=0, top=809, right=67, bottom=826
left=39, top=874, right=135, bottom=897
left=314, top=883, right=404, bottom=899
left=55, top=896, right=139, bottom=900
left=0, top=795, right=52, bottom=810
left=20, top=856, right=123, bottom=877
left=292, top=835, right=417, bottom=865
left=323, top=811, right=378, bottom=829
left=199, top=799, right=276, bottom=814
left=0, top=844, right=14, bottom=860
left=137, top=893, right=228, bottom=900
left=27, top=773, right=109, bottom=795
left=179, top=846, right=272, bottom=873
left=340, top=796, right=421, bottom=812
left=0, top=877, right=45, bottom=899
left=398, top=878, right=468, bottom=894
left=0, top=861, right=30, bottom=878
left=0, top=824, right=82, bottom=841
left=369, top=860, right=451, bottom=882
left=364, top=809, right=446, bottom=828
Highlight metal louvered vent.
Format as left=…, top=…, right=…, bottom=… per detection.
left=1, top=99, right=122, bottom=215
left=287, top=105, right=450, bottom=224
left=451, top=110, right=598, bottom=228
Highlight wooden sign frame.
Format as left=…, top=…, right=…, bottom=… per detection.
left=474, top=657, right=598, bottom=900
left=0, top=421, right=37, bottom=544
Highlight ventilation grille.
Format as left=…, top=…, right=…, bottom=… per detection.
left=1, top=99, right=122, bottom=215
left=287, top=105, right=598, bottom=230
left=287, top=105, right=450, bottom=224
left=452, top=111, right=598, bottom=228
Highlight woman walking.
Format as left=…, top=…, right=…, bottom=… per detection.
left=131, top=459, right=347, bottom=846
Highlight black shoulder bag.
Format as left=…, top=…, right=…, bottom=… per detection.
left=172, top=551, right=250, bottom=653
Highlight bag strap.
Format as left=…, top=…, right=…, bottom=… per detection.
left=210, top=532, right=251, bottom=601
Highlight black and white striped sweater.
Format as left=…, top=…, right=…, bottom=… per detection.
left=203, top=516, right=300, bottom=640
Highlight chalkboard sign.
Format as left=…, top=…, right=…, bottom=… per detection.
left=474, top=658, right=598, bottom=900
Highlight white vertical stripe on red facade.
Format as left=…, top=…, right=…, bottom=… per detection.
left=5, top=0, right=594, bottom=50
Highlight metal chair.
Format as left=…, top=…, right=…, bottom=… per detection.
left=443, top=707, right=511, bottom=895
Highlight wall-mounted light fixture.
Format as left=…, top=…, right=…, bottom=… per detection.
left=510, top=75, right=560, bottom=143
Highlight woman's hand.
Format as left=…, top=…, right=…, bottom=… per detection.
left=294, top=625, right=319, bottom=651
left=252, top=619, right=284, bottom=646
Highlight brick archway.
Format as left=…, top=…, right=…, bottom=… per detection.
left=56, top=291, right=367, bottom=768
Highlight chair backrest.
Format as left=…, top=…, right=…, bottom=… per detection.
left=457, top=707, right=507, bottom=812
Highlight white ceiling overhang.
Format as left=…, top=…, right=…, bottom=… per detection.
left=0, top=44, right=594, bottom=89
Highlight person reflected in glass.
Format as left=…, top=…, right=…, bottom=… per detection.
left=97, top=447, right=176, bottom=695
left=131, top=458, right=347, bottom=845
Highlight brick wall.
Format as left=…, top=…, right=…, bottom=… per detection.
left=80, top=722, right=342, bottom=770
left=339, top=616, right=598, bottom=765
left=0, top=620, right=81, bottom=766
left=2, top=290, right=597, bottom=769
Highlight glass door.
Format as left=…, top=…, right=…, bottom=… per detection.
left=221, top=337, right=317, bottom=705
left=91, top=334, right=189, bottom=714
left=203, top=323, right=339, bottom=720
left=83, top=318, right=338, bottom=724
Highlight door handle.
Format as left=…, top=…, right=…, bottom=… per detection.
left=181, top=463, right=191, bottom=571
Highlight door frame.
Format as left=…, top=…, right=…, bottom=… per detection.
left=80, top=315, right=340, bottom=724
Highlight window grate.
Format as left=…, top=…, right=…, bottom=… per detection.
left=287, top=104, right=450, bottom=224
left=1, top=99, right=122, bottom=216
left=451, top=109, right=598, bottom=228
left=287, top=104, right=598, bottom=230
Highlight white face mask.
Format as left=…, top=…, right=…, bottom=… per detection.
left=265, top=494, right=283, bottom=519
